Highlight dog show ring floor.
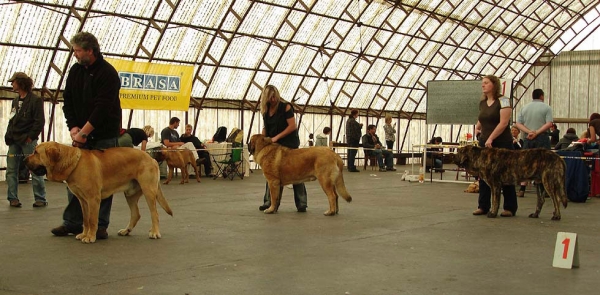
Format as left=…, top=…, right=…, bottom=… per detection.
left=1, top=166, right=599, bottom=295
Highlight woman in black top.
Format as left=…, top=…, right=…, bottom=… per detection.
left=258, top=85, right=307, bottom=212
left=473, top=75, right=517, bottom=217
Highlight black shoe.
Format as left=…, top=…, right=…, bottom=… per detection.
left=9, top=199, right=22, bottom=207
left=387, top=167, right=397, bottom=172
left=33, top=201, right=48, bottom=207
left=96, top=228, right=108, bottom=240
left=259, top=204, right=270, bottom=211
left=348, top=168, right=360, bottom=172
left=51, top=225, right=83, bottom=236
left=379, top=167, right=387, bottom=172
left=297, top=207, right=307, bottom=212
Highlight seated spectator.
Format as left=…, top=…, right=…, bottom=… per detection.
left=555, top=128, right=578, bottom=150
left=180, top=123, right=213, bottom=177
left=308, top=133, right=314, bottom=146
left=315, top=127, right=331, bottom=147
left=511, top=126, right=523, bottom=150
left=549, top=123, right=560, bottom=146
left=580, top=130, right=589, bottom=141
left=118, top=125, right=154, bottom=151
left=426, top=137, right=443, bottom=172
left=362, top=124, right=396, bottom=172
left=160, top=117, right=200, bottom=176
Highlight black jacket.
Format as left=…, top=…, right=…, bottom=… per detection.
left=5, top=92, right=45, bottom=145
left=63, top=54, right=122, bottom=141
left=361, top=132, right=382, bottom=156
left=555, top=133, right=579, bottom=150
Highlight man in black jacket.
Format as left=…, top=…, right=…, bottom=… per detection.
left=5, top=72, right=47, bottom=208
left=51, top=32, right=122, bottom=240
left=362, top=125, right=396, bottom=172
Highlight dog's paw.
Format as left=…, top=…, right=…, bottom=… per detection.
left=77, top=234, right=96, bottom=243
left=162, top=181, right=170, bottom=185
left=551, top=215, right=561, bottom=221
left=487, top=212, right=498, bottom=218
left=323, top=210, right=336, bottom=216
left=148, top=231, right=161, bottom=239
left=263, top=207, right=276, bottom=214
left=528, top=213, right=539, bottom=218
left=118, top=228, right=131, bottom=236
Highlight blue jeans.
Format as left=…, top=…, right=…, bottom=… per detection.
left=62, top=137, right=117, bottom=229
left=371, top=149, right=394, bottom=168
left=262, top=182, right=307, bottom=209
left=6, top=140, right=46, bottom=202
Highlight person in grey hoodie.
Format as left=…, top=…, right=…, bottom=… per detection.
left=554, top=128, right=579, bottom=150
left=315, top=127, right=331, bottom=147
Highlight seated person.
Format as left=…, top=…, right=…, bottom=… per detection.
left=426, top=137, right=443, bottom=172
left=555, top=128, right=579, bottom=150
left=511, top=126, right=523, bottom=150
left=118, top=125, right=154, bottom=151
left=361, top=124, right=396, bottom=172
left=180, top=123, right=213, bottom=177
left=160, top=117, right=200, bottom=176
left=315, top=127, right=331, bottom=147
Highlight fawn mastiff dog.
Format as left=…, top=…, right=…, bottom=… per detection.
left=249, top=134, right=352, bottom=216
left=24, top=142, right=173, bottom=243
left=454, top=145, right=568, bottom=220
left=155, top=148, right=201, bottom=184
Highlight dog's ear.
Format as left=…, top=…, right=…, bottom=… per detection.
left=44, top=143, right=80, bottom=181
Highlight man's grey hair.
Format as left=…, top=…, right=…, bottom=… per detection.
left=70, top=32, right=101, bottom=57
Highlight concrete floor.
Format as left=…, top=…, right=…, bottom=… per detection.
left=1, top=167, right=599, bottom=295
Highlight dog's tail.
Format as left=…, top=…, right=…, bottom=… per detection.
left=156, top=187, right=173, bottom=216
left=336, top=162, right=352, bottom=203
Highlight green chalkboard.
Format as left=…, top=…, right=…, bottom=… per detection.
left=426, top=80, right=481, bottom=125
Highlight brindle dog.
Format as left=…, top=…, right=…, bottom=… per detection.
left=454, top=145, right=568, bottom=220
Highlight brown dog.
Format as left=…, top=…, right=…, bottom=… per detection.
left=248, top=134, right=352, bottom=215
left=155, top=148, right=201, bottom=184
left=454, top=145, right=568, bottom=220
left=464, top=181, right=479, bottom=193
left=24, top=142, right=173, bottom=243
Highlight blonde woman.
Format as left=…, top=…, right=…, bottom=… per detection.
left=383, top=114, right=396, bottom=150
left=118, top=125, right=154, bottom=151
left=258, top=85, right=307, bottom=212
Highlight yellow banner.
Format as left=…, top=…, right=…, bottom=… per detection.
left=106, top=58, right=194, bottom=111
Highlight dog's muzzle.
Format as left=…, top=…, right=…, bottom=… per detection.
left=30, top=166, right=47, bottom=176
left=24, top=157, right=48, bottom=176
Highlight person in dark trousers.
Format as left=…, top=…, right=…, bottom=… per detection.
left=50, top=32, right=122, bottom=240
left=180, top=123, right=213, bottom=177
left=473, top=75, right=518, bottom=217
left=4, top=72, right=47, bottom=208
left=362, top=124, right=396, bottom=172
left=345, top=109, right=363, bottom=172
left=257, top=85, right=307, bottom=212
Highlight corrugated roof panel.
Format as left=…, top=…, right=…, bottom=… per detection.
left=238, top=3, right=285, bottom=37
left=261, top=43, right=284, bottom=71
left=309, top=79, right=333, bottom=106
left=206, top=68, right=255, bottom=99
left=277, top=46, right=317, bottom=75
left=364, top=59, right=393, bottom=84
left=223, top=36, right=266, bottom=68
left=293, top=14, right=335, bottom=47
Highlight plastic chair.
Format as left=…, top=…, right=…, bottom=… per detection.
left=212, top=143, right=244, bottom=180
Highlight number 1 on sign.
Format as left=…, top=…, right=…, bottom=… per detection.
left=553, top=232, right=579, bottom=269
left=562, top=238, right=570, bottom=259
